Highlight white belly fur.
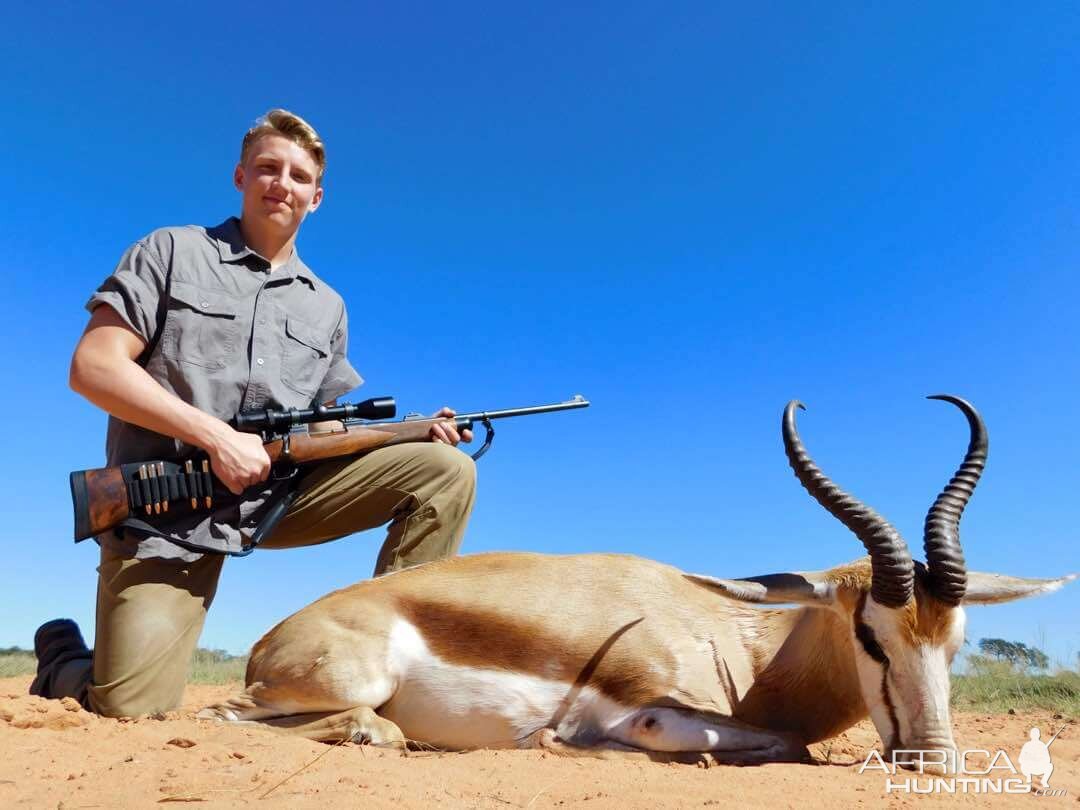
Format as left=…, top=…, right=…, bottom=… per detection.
left=377, top=618, right=633, bottom=750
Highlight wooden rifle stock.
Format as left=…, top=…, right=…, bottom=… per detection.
left=70, top=466, right=132, bottom=542
left=263, top=419, right=443, bottom=463
left=69, top=417, right=458, bottom=542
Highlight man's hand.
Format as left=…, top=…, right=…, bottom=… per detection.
left=429, top=406, right=473, bottom=446
left=70, top=304, right=272, bottom=496
left=205, top=425, right=272, bottom=495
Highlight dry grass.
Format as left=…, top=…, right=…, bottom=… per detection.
left=0, top=648, right=247, bottom=683
left=188, top=648, right=248, bottom=684
left=952, top=659, right=1080, bottom=716
left=0, top=650, right=35, bottom=678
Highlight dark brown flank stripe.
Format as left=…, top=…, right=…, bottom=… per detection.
left=397, top=598, right=666, bottom=708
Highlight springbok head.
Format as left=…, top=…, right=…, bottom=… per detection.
left=786, top=395, right=1076, bottom=762
left=695, top=396, right=1074, bottom=765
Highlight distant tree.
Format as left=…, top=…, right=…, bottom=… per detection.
left=1025, top=646, right=1050, bottom=671
left=977, top=638, right=1049, bottom=671
left=979, top=638, right=1020, bottom=664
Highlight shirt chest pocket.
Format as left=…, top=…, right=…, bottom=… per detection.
left=281, top=315, right=331, bottom=398
left=161, top=280, right=242, bottom=370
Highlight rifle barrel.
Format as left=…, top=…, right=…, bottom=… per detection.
left=345, top=396, right=591, bottom=429
left=458, top=396, right=590, bottom=423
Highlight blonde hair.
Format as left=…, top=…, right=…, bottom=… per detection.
left=240, top=109, right=327, bottom=184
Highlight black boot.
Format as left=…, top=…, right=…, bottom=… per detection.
left=29, top=618, right=92, bottom=699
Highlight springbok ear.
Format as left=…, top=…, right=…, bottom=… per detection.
left=685, top=571, right=838, bottom=605
left=962, top=571, right=1077, bottom=605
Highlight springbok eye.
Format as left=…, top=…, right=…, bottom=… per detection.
left=854, top=621, right=889, bottom=664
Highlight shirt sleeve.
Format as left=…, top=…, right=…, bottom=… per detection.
left=316, top=301, right=364, bottom=404
left=85, top=238, right=170, bottom=344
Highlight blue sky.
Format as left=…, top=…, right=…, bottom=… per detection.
left=2, top=2, right=1077, bottom=667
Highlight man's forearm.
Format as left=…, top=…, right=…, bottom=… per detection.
left=69, top=349, right=230, bottom=453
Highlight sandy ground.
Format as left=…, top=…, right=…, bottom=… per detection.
left=0, top=676, right=1075, bottom=809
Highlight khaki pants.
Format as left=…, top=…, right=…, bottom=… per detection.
left=49, top=443, right=476, bottom=717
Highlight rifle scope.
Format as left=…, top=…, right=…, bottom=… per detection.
left=234, top=397, right=397, bottom=433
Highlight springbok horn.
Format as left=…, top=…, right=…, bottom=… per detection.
left=783, top=401, right=914, bottom=607
left=923, top=395, right=987, bottom=605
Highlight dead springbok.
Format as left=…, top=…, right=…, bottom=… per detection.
left=200, top=395, right=1074, bottom=766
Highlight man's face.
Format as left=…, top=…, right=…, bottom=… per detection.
left=234, top=134, right=324, bottom=235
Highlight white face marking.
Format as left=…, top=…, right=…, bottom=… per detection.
left=853, top=597, right=965, bottom=753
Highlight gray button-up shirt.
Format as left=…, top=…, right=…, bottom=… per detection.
left=86, top=217, right=363, bottom=560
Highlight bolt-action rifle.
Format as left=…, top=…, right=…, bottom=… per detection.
left=69, top=395, right=589, bottom=551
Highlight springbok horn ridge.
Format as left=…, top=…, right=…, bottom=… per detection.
left=922, top=394, right=987, bottom=605
left=782, top=401, right=914, bottom=607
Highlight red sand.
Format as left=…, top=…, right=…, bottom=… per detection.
left=1, top=676, right=1074, bottom=808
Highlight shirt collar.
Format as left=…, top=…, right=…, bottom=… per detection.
left=208, top=217, right=317, bottom=289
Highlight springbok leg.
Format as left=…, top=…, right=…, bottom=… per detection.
left=258, top=706, right=406, bottom=746
left=538, top=708, right=809, bottom=765
left=199, top=703, right=406, bottom=747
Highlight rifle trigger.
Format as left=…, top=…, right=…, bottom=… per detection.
left=271, top=463, right=299, bottom=483
left=271, top=436, right=298, bottom=482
